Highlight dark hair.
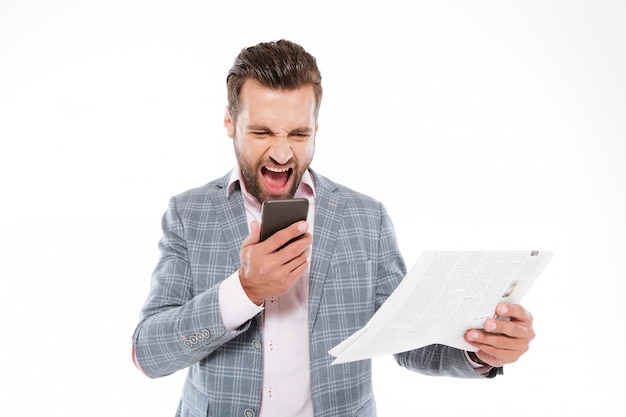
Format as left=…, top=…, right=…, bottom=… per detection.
left=226, top=39, right=323, bottom=123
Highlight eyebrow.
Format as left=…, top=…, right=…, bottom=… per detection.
left=247, top=125, right=312, bottom=134
left=290, top=127, right=313, bottom=134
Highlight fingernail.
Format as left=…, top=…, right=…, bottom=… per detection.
left=298, top=222, right=308, bottom=232
left=467, top=331, right=479, bottom=340
left=499, top=304, right=509, bottom=315
left=486, top=321, right=497, bottom=330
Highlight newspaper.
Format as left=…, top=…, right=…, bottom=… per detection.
left=329, top=250, right=553, bottom=364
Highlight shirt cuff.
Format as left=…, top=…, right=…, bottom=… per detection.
left=219, top=271, right=265, bottom=331
left=464, top=350, right=494, bottom=375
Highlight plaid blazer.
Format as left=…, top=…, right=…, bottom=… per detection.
left=132, top=169, right=485, bottom=417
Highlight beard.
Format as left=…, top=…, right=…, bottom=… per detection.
left=235, top=148, right=306, bottom=203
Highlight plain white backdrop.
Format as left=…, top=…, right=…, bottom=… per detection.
left=1, top=1, right=624, bottom=416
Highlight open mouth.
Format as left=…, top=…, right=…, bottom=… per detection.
left=261, top=166, right=293, bottom=194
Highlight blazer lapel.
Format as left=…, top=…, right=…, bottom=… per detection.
left=308, top=171, right=345, bottom=330
left=209, top=174, right=249, bottom=271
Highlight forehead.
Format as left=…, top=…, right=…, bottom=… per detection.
left=239, top=80, right=317, bottom=125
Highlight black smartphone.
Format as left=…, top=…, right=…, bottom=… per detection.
left=260, top=198, right=309, bottom=242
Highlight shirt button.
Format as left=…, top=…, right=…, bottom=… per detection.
left=252, top=340, right=262, bottom=351
left=244, top=409, right=255, bottom=417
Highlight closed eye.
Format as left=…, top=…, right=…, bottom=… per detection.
left=250, top=130, right=271, bottom=138
left=290, top=133, right=310, bottom=139
left=289, top=129, right=312, bottom=140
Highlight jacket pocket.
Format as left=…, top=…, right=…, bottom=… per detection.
left=179, top=380, right=209, bottom=417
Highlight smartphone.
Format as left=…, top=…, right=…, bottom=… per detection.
left=260, top=198, right=309, bottom=242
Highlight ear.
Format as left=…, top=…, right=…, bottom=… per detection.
left=224, top=107, right=235, bottom=139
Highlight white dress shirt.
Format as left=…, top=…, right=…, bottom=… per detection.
left=219, top=167, right=316, bottom=417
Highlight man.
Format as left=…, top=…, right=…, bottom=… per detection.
left=132, top=39, right=535, bottom=417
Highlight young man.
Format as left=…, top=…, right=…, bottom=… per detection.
left=132, top=39, right=535, bottom=417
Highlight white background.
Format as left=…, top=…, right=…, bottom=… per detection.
left=1, top=1, right=624, bottom=416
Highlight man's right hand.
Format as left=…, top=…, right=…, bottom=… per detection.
left=239, top=220, right=312, bottom=305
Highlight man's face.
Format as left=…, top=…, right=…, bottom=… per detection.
left=224, top=79, right=317, bottom=203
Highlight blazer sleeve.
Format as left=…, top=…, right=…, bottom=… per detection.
left=394, top=344, right=502, bottom=379
left=131, top=195, right=249, bottom=378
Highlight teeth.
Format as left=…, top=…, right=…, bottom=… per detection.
left=265, top=167, right=290, bottom=173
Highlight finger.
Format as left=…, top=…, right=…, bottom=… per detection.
left=465, top=334, right=525, bottom=367
left=467, top=328, right=529, bottom=351
left=285, top=256, right=310, bottom=279
left=482, top=316, right=535, bottom=342
left=265, top=236, right=311, bottom=279
left=495, top=303, right=533, bottom=325
left=283, top=247, right=310, bottom=272
left=267, top=222, right=311, bottom=253
left=466, top=343, right=511, bottom=368
left=466, top=324, right=533, bottom=368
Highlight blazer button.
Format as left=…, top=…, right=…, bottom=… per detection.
left=244, top=409, right=255, bottom=417
left=252, top=340, right=262, bottom=351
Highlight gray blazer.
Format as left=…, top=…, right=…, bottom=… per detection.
left=132, top=169, right=486, bottom=417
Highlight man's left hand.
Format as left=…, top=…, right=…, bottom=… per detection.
left=464, top=303, right=535, bottom=368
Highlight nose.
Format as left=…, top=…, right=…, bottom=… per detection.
left=268, top=136, right=293, bottom=165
